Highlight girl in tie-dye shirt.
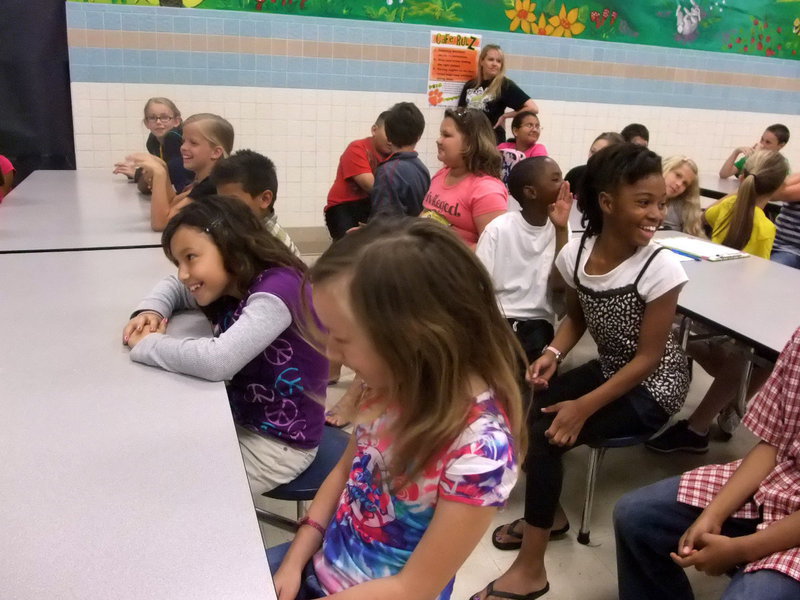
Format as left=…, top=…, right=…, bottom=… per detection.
left=269, top=218, right=527, bottom=600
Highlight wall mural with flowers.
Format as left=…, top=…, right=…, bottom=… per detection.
left=69, top=0, right=800, bottom=61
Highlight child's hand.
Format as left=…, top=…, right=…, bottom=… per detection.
left=548, top=181, right=573, bottom=229
left=113, top=161, right=136, bottom=178
left=736, top=144, right=756, bottom=157
left=123, top=311, right=166, bottom=346
left=541, top=399, right=589, bottom=447
left=127, top=152, right=167, bottom=174
left=676, top=513, right=722, bottom=557
left=273, top=564, right=302, bottom=600
left=526, top=354, right=557, bottom=388
left=670, top=532, right=744, bottom=576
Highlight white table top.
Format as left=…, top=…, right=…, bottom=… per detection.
left=0, top=248, right=276, bottom=600
left=657, top=233, right=800, bottom=355
left=0, top=170, right=162, bottom=253
left=698, top=172, right=740, bottom=200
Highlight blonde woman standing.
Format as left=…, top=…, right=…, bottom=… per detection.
left=458, top=44, right=539, bottom=144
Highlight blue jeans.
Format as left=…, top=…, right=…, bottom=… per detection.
left=266, top=542, right=456, bottom=599
left=614, top=476, right=800, bottom=600
left=266, top=542, right=326, bottom=600
left=771, top=249, right=800, bottom=270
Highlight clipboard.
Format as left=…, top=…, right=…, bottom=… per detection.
left=655, top=236, right=749, bottom=262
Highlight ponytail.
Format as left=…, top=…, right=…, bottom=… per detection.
left=721, top=175, right=756, bottom=250
left=720, top=150, right=788, bottom=250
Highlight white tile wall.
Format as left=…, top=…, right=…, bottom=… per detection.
left=72, top=82, right=800, bottom=228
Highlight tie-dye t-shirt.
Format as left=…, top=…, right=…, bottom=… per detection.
left=312, top=390, right=517, bottom=598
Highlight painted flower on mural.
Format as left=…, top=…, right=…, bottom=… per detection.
left=428, top=88, right=444, bottom=106
left=548, top=4, right=585, bottom=38
left=505, top=0, right=537, bottom=34
left=532, top=12, right=554, bottom=36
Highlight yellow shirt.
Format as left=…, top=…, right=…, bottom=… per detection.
left=705, top=194, right=776, bottom=259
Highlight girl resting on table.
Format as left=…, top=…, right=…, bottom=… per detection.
left=113, top=97, right=193, bottom=195
left=269, top=218, right=525, bottom=600
left=474, top=143, right=690, bottom=600
left=662, top=155, right=704, bottom=237
left=128, top=113, right=234, bottom=231
left=420, top=107, right=507, bottom=248
left=122, top=195, right=327, bottom=495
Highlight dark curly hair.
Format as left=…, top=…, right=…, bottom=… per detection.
left=161, top=195, right=306, bottom=299
left=579, top=143, right=663, bottom=237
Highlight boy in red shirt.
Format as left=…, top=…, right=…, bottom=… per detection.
left=324, top=112, right=390, bottom=240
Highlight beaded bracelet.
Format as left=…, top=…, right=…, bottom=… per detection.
left=298, top=516, right=326, bottom=538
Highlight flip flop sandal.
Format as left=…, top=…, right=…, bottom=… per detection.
left=470, top=579, right=551, bottom=600
left=491, top=518, right=569, bottom=550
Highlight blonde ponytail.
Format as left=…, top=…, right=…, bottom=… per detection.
left=721, top=150, right=788, bottom=250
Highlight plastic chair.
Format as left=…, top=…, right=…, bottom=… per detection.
left=577, top=432, right=653, bottom=545
left=255, top=425, right=350, bottom=533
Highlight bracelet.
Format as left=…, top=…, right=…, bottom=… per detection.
left=542, top=345, right=564, bottom=363
left=298, top=516, right=326, bottom=538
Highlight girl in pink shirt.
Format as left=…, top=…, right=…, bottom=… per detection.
left=421, top=108, right=508, bottom=247
left=497, top=111, right=548, bottom=159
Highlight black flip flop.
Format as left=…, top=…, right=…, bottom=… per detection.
left=470, top=579, right=550, bottom=600
left=491, top=518, right=569, bottom=551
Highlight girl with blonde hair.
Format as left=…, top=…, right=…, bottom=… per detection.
left=705, top=149, right=788, bottom=258
left=458, top=44, right=539, bottom=144
left=270, top=218, right=526, bottom=600
left=129, top=113, right=235, bottom=231
left=662, top=155, right=704, bottom=237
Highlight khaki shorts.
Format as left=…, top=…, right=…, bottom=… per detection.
left=236, top=425, right=317, bottom=496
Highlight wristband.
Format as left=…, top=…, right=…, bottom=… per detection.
left=542, top=345, right=564, bottom=364
left=298, top=516, right=326, bottom=538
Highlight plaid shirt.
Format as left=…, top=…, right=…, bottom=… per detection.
left=678, top=327, right=800, bottom=581
left=264, top=212, right=301, bottom=258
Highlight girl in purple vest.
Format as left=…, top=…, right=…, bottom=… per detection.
left=122, top=195, right=327, bottom=495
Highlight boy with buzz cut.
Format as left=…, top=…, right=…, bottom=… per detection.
left=211, top=149, right=301, bottom=257
left=719, top=123, right=790, bottom=179
left=476, top=156, right=572, bottom=364
left=324, top=111, right=391, bottom=239
left=369, top=102, right=431, bottom=220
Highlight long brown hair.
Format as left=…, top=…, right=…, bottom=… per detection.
left=307, top=218, right=526, bottom=484
left=162, top=195, right=306, bottom=297
left=445, top=107, right=502, bottom=178
left=720, top=150, right=788, bottom=250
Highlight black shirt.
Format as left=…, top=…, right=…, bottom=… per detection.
left=458, top=77, right=530, bottom=144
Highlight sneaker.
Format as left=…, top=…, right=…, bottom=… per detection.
left=645, top=420, right=710, bottom=454
left=716, top=402, right=743, bottom=441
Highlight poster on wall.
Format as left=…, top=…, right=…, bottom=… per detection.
left=69, top=1, right=800, bottom=62
left=427, top=31, right=481, bottom=107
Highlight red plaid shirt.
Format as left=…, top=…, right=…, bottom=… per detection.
left=678, top=327, right=800, bottom=582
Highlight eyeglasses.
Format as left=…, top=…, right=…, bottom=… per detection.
left=519, top=123, right=542, bottom=131
left=145, top=115, right=175, bottom=124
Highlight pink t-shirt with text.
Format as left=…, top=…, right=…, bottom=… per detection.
left=420, top=167, right=507, bottom=245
